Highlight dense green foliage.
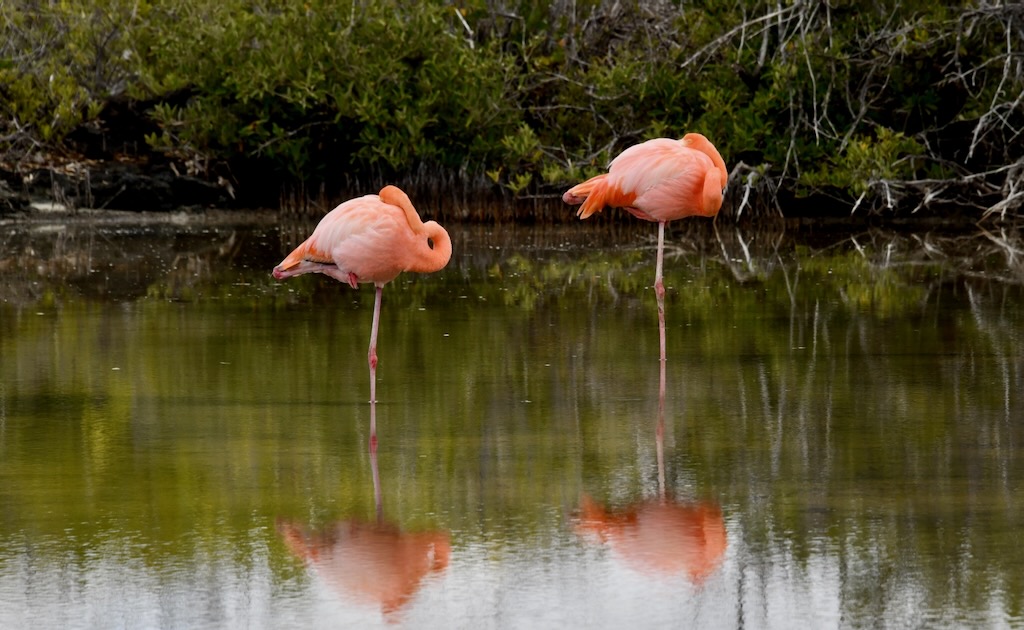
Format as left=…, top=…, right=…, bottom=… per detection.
left=1, top=0, right=1022, bottom=217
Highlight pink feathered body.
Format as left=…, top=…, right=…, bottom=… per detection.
left=563, top=133, right=728, bottom=223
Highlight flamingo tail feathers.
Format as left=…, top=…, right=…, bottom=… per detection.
left=275, top=237, right=314, bottom=272
left=563, top=174, right=637, bottom=220
left=566, top=175, right=611, bottom=220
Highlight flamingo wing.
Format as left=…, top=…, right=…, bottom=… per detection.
left=274, top=195, right=415, bottom=285
left=319, top=199, right=416, bottom=285
left=609, top=139, right=720, bottom=222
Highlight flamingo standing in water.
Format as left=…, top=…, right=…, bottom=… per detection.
left=273, top=185, right=452, bottom=447
left=562, top=133, right=728, bottom=364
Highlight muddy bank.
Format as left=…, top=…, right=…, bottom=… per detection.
left=0, top=158, right=992, bottom=227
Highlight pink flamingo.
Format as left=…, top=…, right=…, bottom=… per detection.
left=272, top=185, right=452, bottom=447
left=562, top=133, right=728, bottom=364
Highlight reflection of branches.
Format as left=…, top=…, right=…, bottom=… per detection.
left=169, top=231, right=241, bottom=276
left=712, top=223, right=787, bottom=283
left=5, top=221, right=1024, bottom=309
left=0, top=221, right=263, bottom=304
left=978, top=226, right=1024, bottom=268
left=834, top=226, right=1024, bottom=286
left=0, top=225, right=97, bottom=303
left=964, top=283, right=1021, bottom=422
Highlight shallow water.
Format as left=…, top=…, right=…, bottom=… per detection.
left=1, top=216, right=1023, bottom=629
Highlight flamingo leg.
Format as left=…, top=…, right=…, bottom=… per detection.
left=368, top=284, right=383, bottom=407
left=655, top=222, right=668, bottom=502
left=655, top=221, right=667, bottom=365
left=655, top=221, right=666, bottom=298
left=367, top=286, right=383, bottom=451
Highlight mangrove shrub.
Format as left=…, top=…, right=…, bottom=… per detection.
left=1, top=0, right=1022, bottom=219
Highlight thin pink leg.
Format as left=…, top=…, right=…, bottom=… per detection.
left=655, top=221, right=667, bottom=366
left=367, top=285, right=382, bottom=451
left=655, top=221, right=667, bottom=501
left=368, top=284, right=383, bottom=407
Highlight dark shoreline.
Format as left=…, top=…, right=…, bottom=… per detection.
left=0, top=159, right=1008, bottom=229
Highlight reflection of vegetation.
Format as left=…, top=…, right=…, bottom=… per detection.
left=1, top=221, right=1024, bottom=622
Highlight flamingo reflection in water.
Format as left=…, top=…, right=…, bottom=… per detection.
left=576, top=341, right=726, bottom=583
left=576, top=494, right=726, bottom=583
left=277, top=407, right=450, bottom=620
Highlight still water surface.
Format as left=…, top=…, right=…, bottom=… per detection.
left=1, top=215, right=1023, bottom=629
